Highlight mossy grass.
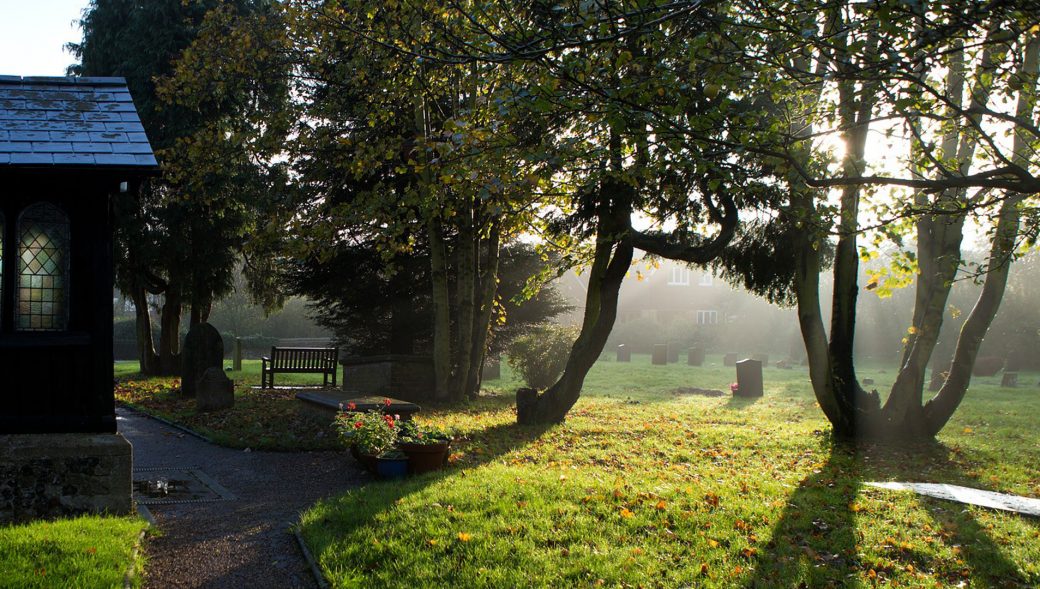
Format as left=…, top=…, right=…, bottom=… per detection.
left=0, top=515, right=147, bottom=588
left=296, top=354, right=1040, bottom=588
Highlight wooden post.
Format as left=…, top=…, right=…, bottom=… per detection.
left=233, top=337, right=242, bottom=372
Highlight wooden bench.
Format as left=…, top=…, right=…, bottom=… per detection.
left=261, top=347, right=339, bottom=389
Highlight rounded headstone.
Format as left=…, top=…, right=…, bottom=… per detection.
left=181, top=323, right=224, bottom=397
left=197, top=367, right=235, bottom=412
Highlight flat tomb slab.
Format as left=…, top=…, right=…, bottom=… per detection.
left=867, top=482, right=1040, bottom=517
left=133, top=467, right=236, bottom=505
left=296, top=391, right=420, bottom=420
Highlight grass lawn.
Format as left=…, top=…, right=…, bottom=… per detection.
left=0, top=515, right=147, bottom=588
left=295, top=355, right=1040, bottom=588
left=114, top=359, right=344, bottom=450
left=114, top=355, right=1040, bottom=586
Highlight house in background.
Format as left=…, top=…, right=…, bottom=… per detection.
left=556, top=254, right=802, bottom=357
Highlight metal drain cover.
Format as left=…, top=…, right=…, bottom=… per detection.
left=133, top=467, right=236, bottom=505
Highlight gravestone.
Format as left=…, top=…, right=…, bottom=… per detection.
left=734, top=359, right=764, bottom=397
left=862, top=378, right=875, bottom=386
left=723, top=353, right=739, bottom=367
left=1001, top=372, right=1018, bottom=388
left=482, top=356, right=501, bottom=381
left=616, top=344, right=631, bottom=363
left=652, top=344, right=668, bottom=365
left=667, top=342, right=680, bottom=363
left=687, top=346, right=705, bottom=366
left=197, top=367, right=235, bottom=412
left=182, top=323, right=224, bottom=397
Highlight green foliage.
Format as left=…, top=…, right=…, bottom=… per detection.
left=506, top=324, right=579, bottom=389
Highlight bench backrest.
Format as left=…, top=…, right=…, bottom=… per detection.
left=269, top=347, right=338, bottom=370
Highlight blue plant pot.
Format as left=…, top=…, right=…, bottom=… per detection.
left=376, top=457, right=409, bottom=479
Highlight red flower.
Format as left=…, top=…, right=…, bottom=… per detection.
left=730, top=382, right=739, bottom=393
left=383, top=415, right=395, bottom=429
left=346, top=402, right=357, bottom=411
left=354, top=421, right=363, bottom=429
left=383, top=398, right=393, bottom=408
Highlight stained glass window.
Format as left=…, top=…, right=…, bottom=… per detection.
left=17, top=203, right=70, bottom=332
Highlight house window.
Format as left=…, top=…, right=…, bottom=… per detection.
left=698, top=273, right=714, bottom=286
left=696, top=310, right=719, bottom=325
left=668, top=266, right=690, bottom=286
left=16, top=203, right=70, bottom=332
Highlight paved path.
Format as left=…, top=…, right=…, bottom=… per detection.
left=117, top=407, right=362, bottom=588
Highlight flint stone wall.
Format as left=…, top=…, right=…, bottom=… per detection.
left=0, top=433, right=132, bottom=523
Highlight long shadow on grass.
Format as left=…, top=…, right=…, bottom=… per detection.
left=744, top=442, right=861, bottom=588
left=745, top=439, right=1033, bottom=588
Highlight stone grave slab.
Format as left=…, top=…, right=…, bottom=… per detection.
left=867, top=482, right=1040, bottom=517
left=296, top=391, right=420, bottom=421
left=133, top=467, right=236, bottom=505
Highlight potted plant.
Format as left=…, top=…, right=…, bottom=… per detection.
left=335, top=402, right=398, bottom=472
left=397, top=421, right=452, bottom=474
left=375, top=449, right=410, bottom=479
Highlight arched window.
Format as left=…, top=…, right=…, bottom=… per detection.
left=17, top=203, right=70, bottom=332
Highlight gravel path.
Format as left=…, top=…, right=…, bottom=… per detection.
left=117, top=407, right=362, bottom=588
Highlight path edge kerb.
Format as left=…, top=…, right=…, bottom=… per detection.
left=292, top=522, right=331, bottom=589
left=117, top=402, right=215, bottom=444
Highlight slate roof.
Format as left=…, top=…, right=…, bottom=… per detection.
left=0, top=75, right=158, bottom=169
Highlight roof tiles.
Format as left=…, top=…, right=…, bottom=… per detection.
left=0, top=76, right=157, bottom=169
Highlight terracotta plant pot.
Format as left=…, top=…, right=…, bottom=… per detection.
left=376, top=456, right=409, bottom=479
left=399, top=441, right=451, bottom=474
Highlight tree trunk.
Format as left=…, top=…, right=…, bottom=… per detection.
left=158, top=284, right=183, bottom=376
left=450, top=204, right=478, bottom=402
left=924, top=196, right=1022, bottom=433
left=428, top=216, right=453, bottom=401
left=465, top=221, right=501, bottom=399
left=790, top=194, right=841, bottom=428
left=924, top=32, right=1038, bottom=434
left=518, top=236, right=633, bottom=424
left=131, top=286, right=160, bottom=375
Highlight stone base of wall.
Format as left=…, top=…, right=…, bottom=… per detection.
left=340, top=354, right=435, bottom=404
left=0, top=433, right=132, bottom=524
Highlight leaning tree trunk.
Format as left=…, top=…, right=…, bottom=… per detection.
left=517, top=233, right=633, bottom=424
left=924, top=32, right=1038, bottom=434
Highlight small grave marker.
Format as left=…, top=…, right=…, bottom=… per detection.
left=723, top=353, right=739, bottom=366
left=652, top=344, right=668, bottom=365
left=687, top=346, right=705, bottom=366
left=734, top=359, right=764, bottom=397
left=197, top=367, right=235, bottom=412
left=1001, top=372, right=1018, bottom=388
left=616, top=344, right=631, bottom=363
